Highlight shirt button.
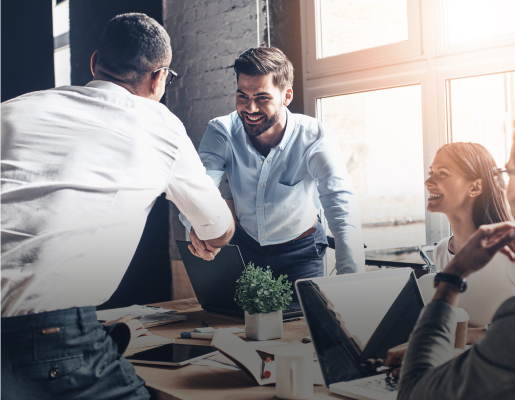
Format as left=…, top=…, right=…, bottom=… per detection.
left=258, top=207, right=262, bottom=210
left=260, top=224, right=263, bottom=226
left=261, top=237, right=264, bottom=240
left=260, top=160, right=263, bottom=164
left=260, top=184, right=264, bottom=187
left=50, top=368, right=60, bottom=378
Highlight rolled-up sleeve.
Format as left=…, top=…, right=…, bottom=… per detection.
left=309, top=134, right=365, bottom=274
left=165, top=128, right=232, bottom=241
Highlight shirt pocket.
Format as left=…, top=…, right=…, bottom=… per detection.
left=274, top=181, right=305, bottom=211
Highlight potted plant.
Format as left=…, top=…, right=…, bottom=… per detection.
left=234, top=262, right=293, bottom=340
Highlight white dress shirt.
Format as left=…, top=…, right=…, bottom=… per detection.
left=1, top=80, right=232, bottom=316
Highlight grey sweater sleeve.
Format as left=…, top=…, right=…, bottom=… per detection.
left=398, top=298, right=515, bottom=400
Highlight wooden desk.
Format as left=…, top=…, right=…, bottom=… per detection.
left=128, top=298, right=347, bottom=400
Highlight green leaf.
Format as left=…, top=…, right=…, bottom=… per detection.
left=234, top=262, right=293, bottom=313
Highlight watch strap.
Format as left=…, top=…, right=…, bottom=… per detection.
left=434, top=272, right=467, bottom=292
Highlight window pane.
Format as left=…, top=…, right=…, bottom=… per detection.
left=320, top=86, right=426, bottom=262
left=318, top=0, right=409, bottom=58
left=449, top=72, right=515, bottom=167
left=444, top=0, right=515, bottom=45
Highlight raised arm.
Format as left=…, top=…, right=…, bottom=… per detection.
left=396, top=222, right=515, bottom=400
left=309, top=132, right=365, bottom=274
left=165, top=125, right=234, bottom=254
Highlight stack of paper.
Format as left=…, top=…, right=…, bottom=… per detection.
left=96, top=305, right=187, bottom=328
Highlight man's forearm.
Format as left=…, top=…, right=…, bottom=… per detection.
left=206, top=218, right=235, bottom=249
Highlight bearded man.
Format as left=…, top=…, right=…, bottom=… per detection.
left=182, top=47, right=364, bottom=299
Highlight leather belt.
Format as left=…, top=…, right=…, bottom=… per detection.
left=236, top=219, right=317, bottom=244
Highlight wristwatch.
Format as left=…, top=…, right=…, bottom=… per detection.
left=433, top=272, right=467, bottom=292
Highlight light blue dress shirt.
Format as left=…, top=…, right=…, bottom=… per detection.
left=180, top=109, right=365, bottom=274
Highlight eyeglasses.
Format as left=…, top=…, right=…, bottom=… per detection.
left=153, top=67, right=178, bottom=86
left=493, top=167, right=515, bottom=190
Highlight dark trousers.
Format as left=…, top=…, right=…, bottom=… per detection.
left=230, top=219, right=328, bottom=302
left=1, top=307, right=150, bottom=400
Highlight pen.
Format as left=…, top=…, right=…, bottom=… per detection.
left=180, top=332, right=214, bottom=340
left=262, top=357, right=272, bottom=379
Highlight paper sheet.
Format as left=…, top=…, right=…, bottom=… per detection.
left=192, top=357, right=240, bottom=371
left=211, top=329, right=276, bottom=385
left=96, top=305, right=175, bottom=321
left=127, top=335, right=175, bottom=350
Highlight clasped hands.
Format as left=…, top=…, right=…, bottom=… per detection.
left=187, top=227, right=221, bottom=261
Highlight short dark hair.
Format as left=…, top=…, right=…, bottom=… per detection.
left=234, top=47, right=294, bottom=91
left=437, top=142, right=512, bottom=227
left=97, top=13, right=171, bottom=86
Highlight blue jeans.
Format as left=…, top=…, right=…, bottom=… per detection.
left=230, top=219, right=328, bottom=302
left=1, top=307, right=150, bottom=400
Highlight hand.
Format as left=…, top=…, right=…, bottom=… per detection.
left=103, top=314, right=152, bottom=341
left=444, top=222, right=515, bottom=278
left=384, top=342, right=408, bottom=379
left=188, top=228, right=221, bottom=261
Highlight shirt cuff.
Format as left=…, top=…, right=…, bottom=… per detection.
left=191, top=205, right=233, bottom=242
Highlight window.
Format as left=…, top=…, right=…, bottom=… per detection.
left=317, top=0, right=408, bottom=58
left=53, top=0, right=70, bottom=87
left=443, top=0, right=515, bottom=45
left=448, top=71, right=515, bottom=167
left=300, top=0, right=515, bottom=272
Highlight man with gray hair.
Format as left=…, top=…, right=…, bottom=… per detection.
left=1, top=13, right=234, bottom=399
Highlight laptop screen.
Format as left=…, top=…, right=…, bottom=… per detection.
left=296, top=269, right=424, bottom=387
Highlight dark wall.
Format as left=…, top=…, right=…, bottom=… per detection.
left=1, top=0, right=55, bottom=102
left=69, top=0, right=162, bottom=86
left=68, top=0, right=172, bottom=309
left=269, top=0, right=304, bottom=115
left=98, top=195, right=172, bottom=310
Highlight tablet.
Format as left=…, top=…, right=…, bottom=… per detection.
left=126, top=343, right=219, bottom=366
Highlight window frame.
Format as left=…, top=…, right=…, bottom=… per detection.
left=300, top=0, right=515, bottom=260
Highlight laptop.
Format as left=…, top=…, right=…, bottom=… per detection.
left=296, top=269, right=425, bottom=400
left=176, top=240, right=303, bottom=320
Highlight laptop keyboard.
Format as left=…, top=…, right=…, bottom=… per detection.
left=356, top=377, right=398, bottom=393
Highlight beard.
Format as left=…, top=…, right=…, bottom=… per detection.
left=239, top=110, right=281, bottom=137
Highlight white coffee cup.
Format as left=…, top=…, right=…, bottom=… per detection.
left=275, top=347, right=313, bottom=400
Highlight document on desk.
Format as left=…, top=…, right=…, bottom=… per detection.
left=96, top=305, right=186, bottom=328
left=96, top=305, right=176, bottom=321
left=211, top=329, right=276, bottom=385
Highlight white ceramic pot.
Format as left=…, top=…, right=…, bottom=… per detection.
left=244, top=310, right=283, bottom=340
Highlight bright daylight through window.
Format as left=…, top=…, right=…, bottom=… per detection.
left=302, top=0, right=515, bottom=272
left=317, top=0, right=408, bottom=58
left=320, top=87, right=425, bottom=259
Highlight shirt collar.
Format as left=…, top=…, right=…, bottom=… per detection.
left=277, top=108, right=295, bottom=151
left=85, top=80, right=132, bottom=95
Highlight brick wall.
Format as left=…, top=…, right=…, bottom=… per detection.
left=163, top=0, right=269, bottom=261
left=164, top=0, right=268, bottom=150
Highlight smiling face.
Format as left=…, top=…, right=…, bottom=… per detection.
left=236, top=73, right=292, bottom=137
left=424, top=151, right=482, bottom=216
